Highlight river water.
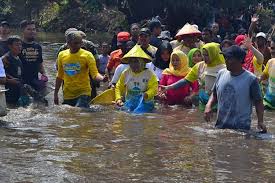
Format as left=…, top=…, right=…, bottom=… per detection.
left=0, top=33, right=274, bottom=183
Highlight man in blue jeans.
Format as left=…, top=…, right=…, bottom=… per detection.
left=204, top=45, right=267, bottom=132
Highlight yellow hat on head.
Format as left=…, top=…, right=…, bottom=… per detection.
left=121, top=45, right=153, bottom=64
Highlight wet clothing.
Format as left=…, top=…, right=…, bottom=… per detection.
left=20, top=42, right=43, bottom=89
left=2, top=52, right=23, bottom=79
left=63, top=95, right=91, bottom=108
left=98, top=54, right=109, bottom=74
left=2, top=53, right=23, bottom=103
left=57, top=40, right=99, bottom=98
left=174, top=43, right=226, bottom=110
left=57, top=48, right=99, bottom=100
left=262, top=58, right=275, bottom=109
left=161, top=50, right=199, bottom=105
left=0, top=40, right=9, bottom=57
left=160, top=74, right=199, bottom=105
left=115, top=68, right=158, bottom=101
left=213, top=69, right=262, bottom=130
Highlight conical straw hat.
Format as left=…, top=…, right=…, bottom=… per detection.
left=176, top=23, right=201, bottom=38
left=122, top=45, right=153, bottom=63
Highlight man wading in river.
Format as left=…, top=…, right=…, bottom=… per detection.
left=54, top=31, right=107, bottom=108
left=204, top=45, right=267, bottom=132
left=19, top=20, right=48, bottom=94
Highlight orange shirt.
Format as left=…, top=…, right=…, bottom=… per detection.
left=107, top=49, right=123, bottom=70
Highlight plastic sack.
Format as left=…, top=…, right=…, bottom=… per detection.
left=122, top=94, right=154, bottom=114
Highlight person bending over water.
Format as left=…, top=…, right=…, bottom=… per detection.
left=115, top=45, right=158, bottom=113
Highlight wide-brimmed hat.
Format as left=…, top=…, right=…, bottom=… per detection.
left=175, top=23, right=201, bottom=38
left=121, top=45, right=152, bottom=63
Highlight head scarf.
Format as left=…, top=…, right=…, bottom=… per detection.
left=162, top=50, right=190, bottom=77
left=187, top=48, right=201, bottom=67
left=202, top=42, right=225, bottom=67
left=152, top=41, right=173, bottom=70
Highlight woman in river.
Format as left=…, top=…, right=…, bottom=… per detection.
left=187, top=48, right=203, bottom=68
left=159, top=50, right=199, bottom=106
left=160, top=42, right=226, bottom=111
left=115, top=45, right=158, bottom=113
left=146, top=41, right=173, bottom=80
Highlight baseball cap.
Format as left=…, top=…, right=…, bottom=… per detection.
left=221, top=45, right=246, bottom=63
left=234, top=35, right=246, bottom=46
left=256, top=32, right=267, bottom=39
left=139, top=28, right=151, bottom=36
left=117, top=32, right=130, bottom=46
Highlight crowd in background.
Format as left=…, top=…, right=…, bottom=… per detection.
left=0, top=7, right=274, bottom=131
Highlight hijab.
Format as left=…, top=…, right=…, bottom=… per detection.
left=152, top=41, right=173, bottom=70
left=187, top=48, right=201, bottom=67
left=202, top=42, right=225, bottom=68
left=162, top=50, right=190, bottom=77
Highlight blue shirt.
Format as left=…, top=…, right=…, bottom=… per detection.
left=98, top=54, right=110, bottom=74
left=213, top=69, right=262, bottom=130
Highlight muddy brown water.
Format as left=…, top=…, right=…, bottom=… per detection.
left=0, top=33, right=274, bottom=183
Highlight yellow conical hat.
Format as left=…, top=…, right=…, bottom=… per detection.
left=175, top=23, right=201, bottom=38
left=121, top=45, right=153, bottom=63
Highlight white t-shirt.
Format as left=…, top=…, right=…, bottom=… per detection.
left=0, top=58, right=6, bottom=77
left=111, top=64, right=130, bottom=84
left=111, top=62, right=160, bottom=84
left=146, top=62, right=163, bottom=81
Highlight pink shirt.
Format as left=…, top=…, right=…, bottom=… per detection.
left=160, top=74, right=199, bottom=105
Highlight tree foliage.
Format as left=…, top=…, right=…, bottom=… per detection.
left=0, top=0, right=274, bottom=32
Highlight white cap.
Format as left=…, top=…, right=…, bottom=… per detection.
left=256, top=32, right=267, bottom=39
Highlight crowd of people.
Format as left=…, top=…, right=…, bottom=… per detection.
left=0, top=14, right=275, bottom=132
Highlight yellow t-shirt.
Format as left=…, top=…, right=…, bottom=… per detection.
left=262, top=59, right=275, bottom=77
left=263, top=58, right=275, bottom=94
left=57, top=48, right=99, bottom=100
left=185, top=62, right=205, bottom=83
left=115, top=68, right=158, bottom=101
left=253, top=56, right=263, bottom=78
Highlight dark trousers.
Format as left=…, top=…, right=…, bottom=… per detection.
left=63, top=95, right=91, bottom=108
